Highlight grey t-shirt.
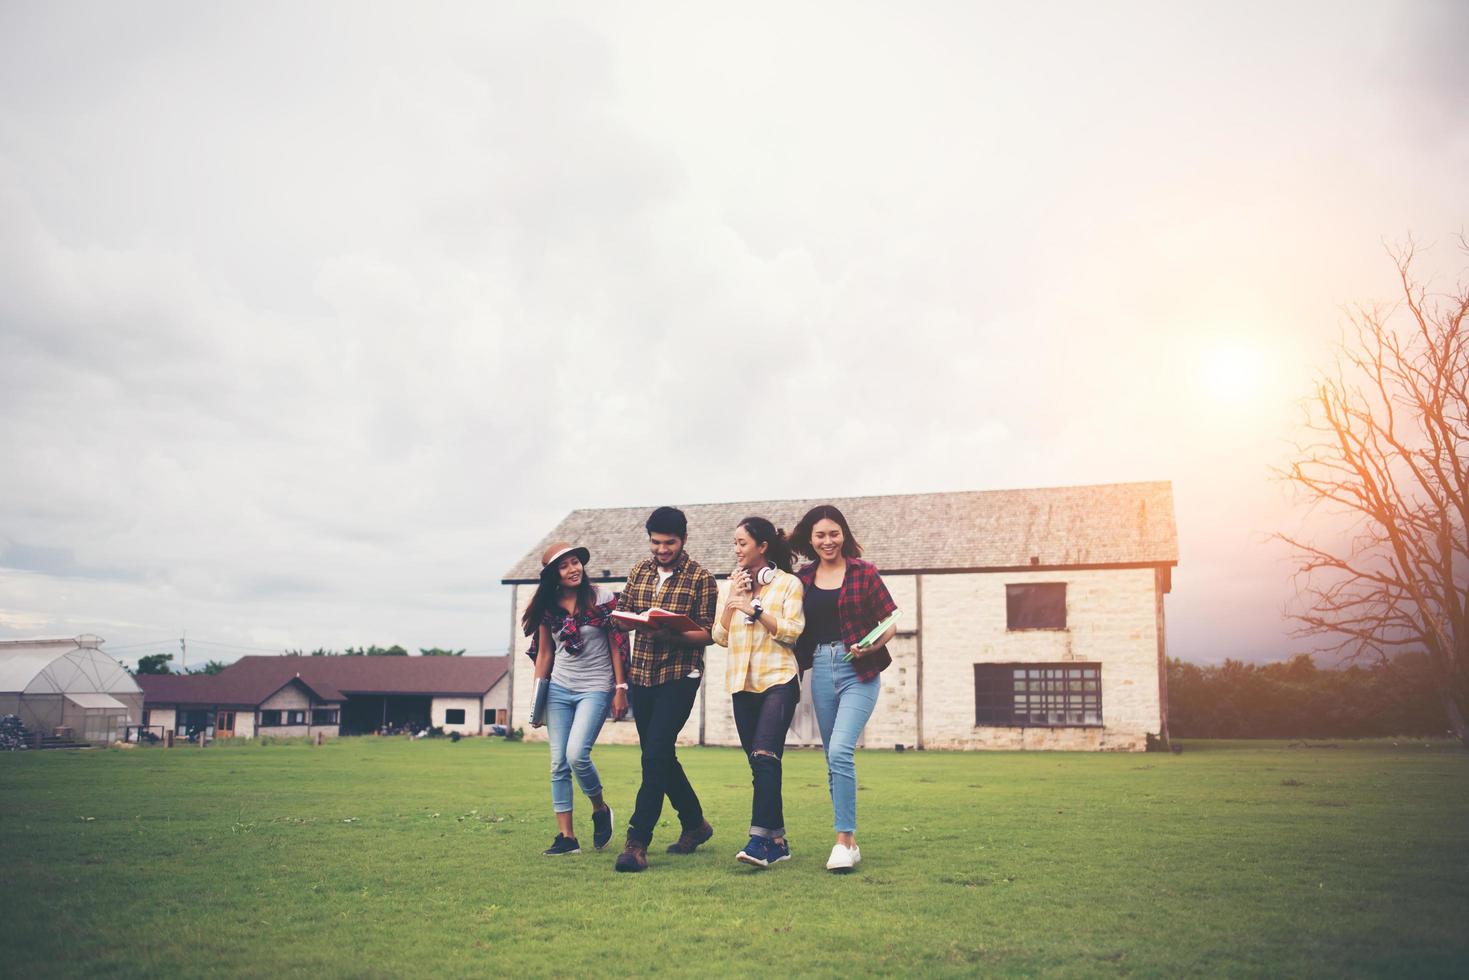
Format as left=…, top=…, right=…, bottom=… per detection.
left=549, top=585, right=616, bottom=693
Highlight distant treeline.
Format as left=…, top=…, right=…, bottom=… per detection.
left=1167, top=653, right=1447, bottom=739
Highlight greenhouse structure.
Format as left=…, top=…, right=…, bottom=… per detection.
left=0, top=635, right=142, bottom=744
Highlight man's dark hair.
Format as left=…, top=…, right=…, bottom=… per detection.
left=646, top=506, right=688, bottom=539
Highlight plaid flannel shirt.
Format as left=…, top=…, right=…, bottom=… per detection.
left=618, top=551, right=717, bottom=687
left=711, top=568, right=805, bottom=693
left=795, top=557, right=898, bottom=682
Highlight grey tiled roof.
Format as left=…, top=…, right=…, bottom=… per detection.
left=502, top=481, right=1178, bottom=583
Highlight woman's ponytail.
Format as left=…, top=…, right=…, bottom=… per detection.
left=739, top=516, right=794, bottom=573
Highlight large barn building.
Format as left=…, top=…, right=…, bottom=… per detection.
left=501, top=482, right=1178, bottom=751
left=138, top=655, right=510, bottom=740
left=0, top=635, right=143, bottom=744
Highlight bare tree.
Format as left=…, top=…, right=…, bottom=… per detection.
left=1278, top=240, right=1469, bottom=746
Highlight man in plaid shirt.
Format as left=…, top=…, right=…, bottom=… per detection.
left=612, top=506, right=718, bottom=873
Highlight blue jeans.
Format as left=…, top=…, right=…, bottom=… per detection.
left=810, top=641, right=881, bottom=833
left=546, top=682, right=613, bottom=814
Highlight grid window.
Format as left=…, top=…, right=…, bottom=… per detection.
left=285, top=710, right=306, bottom=725
left=312, top=709, right=339, bottom=725
left=974, top=663, right=1101, bottom=727
left=1006, top=583, right=1067, bottom=630
left=260, top=710, right=282, bottom=726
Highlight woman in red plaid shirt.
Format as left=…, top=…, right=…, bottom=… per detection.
left=792, top=505, right=900, bottom=873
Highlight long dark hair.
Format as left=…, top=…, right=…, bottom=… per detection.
left=521, top=568, right=597, bottom=637
left=790, top=504, right=864, bottom=562
left=738, top=516, right=794, bottom=573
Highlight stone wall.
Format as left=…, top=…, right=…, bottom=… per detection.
left=919, top=568, right=1162, bottom=751
left=508, top=564, right=1165, bottom=751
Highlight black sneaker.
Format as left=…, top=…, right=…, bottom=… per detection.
left=591, top=805, right=614, bottom=851
left=543, top=833, right=580, bottom=856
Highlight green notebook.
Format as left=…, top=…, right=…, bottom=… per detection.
left=846, top=611, right=901, bottom=659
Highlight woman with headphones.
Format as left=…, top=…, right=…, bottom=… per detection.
left=712, top=516, right=806, bottom=869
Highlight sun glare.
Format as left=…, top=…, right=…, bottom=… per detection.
left=1197, top=339, right=1267, bottom=408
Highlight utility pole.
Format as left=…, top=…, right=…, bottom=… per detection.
left=180, top=630, right=187, bottom=673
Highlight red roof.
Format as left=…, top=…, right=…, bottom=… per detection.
left=138, top=655, right=509, bottom=707
left=136, top=673, right=229, bottom=705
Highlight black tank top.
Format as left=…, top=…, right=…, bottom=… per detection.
left=805, top=584, right=841, bottom=644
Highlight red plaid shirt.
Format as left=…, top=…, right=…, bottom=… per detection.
left=795, top=558, right=898, bottom=682
left=523, top=588, right=629, bottom=676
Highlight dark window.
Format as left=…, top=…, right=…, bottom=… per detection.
left=484, top=709, right=495, bottom=725
left=444, top=709, right=466, bottom=725
left=312, top=709, right=339, bottom=725
left=975, top=663, right=1101, bottom=727
left=1006, top=583, right=1067, bottom=630
left=286, top=710, right=306, bottom=725
left=177, top=709, right=210, bottom=734
left=260, top=710, right=282, bottom=726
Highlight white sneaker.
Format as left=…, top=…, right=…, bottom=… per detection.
left=826, top=843, right=857, bottom=872
left=851, top=844, right=862, bottom=865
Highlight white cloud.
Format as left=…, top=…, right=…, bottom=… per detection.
left=0, top=1, right=1465, bottom=664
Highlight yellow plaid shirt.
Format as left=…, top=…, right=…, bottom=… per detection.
left=711, top=568, right=806, bottom=693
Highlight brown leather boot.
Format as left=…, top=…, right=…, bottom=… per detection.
left=665, top=821, right=714, bottom=854
left=614, top=836, right=648, bottom=873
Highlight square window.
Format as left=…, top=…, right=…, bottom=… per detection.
left=1006, top=583, right=1067, bottom=630
left=444, top=708, right=466, bottom=725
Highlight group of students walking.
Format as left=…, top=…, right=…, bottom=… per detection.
left=522, top=504, right=898, bottom=873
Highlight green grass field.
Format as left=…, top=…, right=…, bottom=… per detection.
left=1, top=738, right=1465, bottom=978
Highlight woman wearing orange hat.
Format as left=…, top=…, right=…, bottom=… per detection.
left=522, top=541, right=629, bottom=856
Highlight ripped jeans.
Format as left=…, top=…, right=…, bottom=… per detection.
left=730, top=676, right=800, bottom=839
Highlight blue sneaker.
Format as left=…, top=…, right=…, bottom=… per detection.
left=735, top=835, right=769, bottom=868
left=766, top=838, right=791, bottom=865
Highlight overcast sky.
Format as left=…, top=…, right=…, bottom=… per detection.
left=1, top=1, right=1465, bottom=669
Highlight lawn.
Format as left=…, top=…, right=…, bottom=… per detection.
left=0, top=737, right=1465, bottom=978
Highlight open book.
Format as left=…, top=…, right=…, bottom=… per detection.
left=611, top=608, right=702, bottom=633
